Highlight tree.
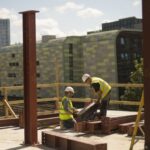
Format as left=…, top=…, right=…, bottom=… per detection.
left=120, top=58, right=143, bottom=110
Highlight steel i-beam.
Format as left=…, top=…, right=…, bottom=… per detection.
left=19, top=10, right=39, bottom=145
left=142, top=0, right=150, bottom=149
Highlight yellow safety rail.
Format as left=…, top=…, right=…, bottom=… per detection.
left=129, top=92, right=144, bottom=150
left=0, top=82, right=143, bottom=118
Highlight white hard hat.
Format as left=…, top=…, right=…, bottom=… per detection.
left=64, top=86, right=75, bottom=93
left=82, top=73, right=91, bottom=82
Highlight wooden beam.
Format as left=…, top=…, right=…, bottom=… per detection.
left=0, top=98, right=141, bottom=106
left=2, top=99, right=17, bottom=118
left=42, top=131, right=107, bottom=150
left=0, top=83, right=144, bottom=91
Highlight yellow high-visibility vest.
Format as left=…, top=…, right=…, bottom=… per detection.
left=91, top=77, right=111, bottom=98
left=59, top=96, right=73, bottom=120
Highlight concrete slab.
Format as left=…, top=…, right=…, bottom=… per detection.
left=0, top=125, right=144, bottom=150
left=0, top=126, right=53, bottom=150
left=0, top=110, right=144, bottom=150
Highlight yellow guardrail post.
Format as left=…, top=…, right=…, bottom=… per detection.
left=129, top=91, right=144, bottom=150
left=0, top=83, right=144, bottom=118
left=2, top=87, right=17, bottom=118
left=3, top=88, right=9, bottom=117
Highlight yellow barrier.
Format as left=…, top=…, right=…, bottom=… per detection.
left=0, top=82, right=143, bottom=117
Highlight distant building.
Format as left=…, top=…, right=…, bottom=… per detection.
left=0, top=19, right=10, bottom=47
left=0, top=30, right=142, bottom=99
left=102, top=17, right=142, bottom=31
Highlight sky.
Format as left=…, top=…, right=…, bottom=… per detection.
left=0, top=0, right=142, bottom=44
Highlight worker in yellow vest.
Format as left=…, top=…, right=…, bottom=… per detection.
left=82, top=73, right=111, bottom=117
left=59, top=86, right=77, bottom=129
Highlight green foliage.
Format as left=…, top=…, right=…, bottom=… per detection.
left=121, top=58, right=143, bottom=102
left=130, top=58, right=143, bottom=83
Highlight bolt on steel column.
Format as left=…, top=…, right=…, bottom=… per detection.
left=142, top=0, right=150, bottom=149
left=19, top=10, right=39, bottom=145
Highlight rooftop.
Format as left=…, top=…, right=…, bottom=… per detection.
left=0, top=110, right=144, bottom=150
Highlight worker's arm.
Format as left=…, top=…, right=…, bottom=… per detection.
left=63, top=99, right=75, bottom=114
left=91, top=83, right=102, bottom=103
left=97, top=90, right=102, bottom=103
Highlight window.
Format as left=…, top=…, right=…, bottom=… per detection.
left=69, top=70, right=73, bottom=81
left=125, top=53, right=129, bottom=60
left=133, top=53, right=137, bottom=59
left=69, top=43, right=73, bottom=55
left=11, top=54, right=15, bottom=58
left=68, top=43, right=73, bottom=81
left=14, top=84, right=21, bottom=86
left=36, top=61, right=40, bottom=66
left=36, top=73, right=40, bottom=78
left=120, top=53, right=125, bottom=59
left=8, top=73, right=16, bottom=78
left=9, top=62, right=19, bottom=66
left=120, top=37, right=125, bottom=45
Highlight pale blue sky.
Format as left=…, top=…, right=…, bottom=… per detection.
left=0, top=0, right=142, bottom=44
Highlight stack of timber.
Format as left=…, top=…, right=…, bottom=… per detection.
left=74, top=102, right=144, bottom=135
left=0, top=111, right=59, bottom=128
left=19, top=110, right=59, bottom=128
left=0, top=117, right=19, bottom=127
left=101, top=114, right=143, bottom=134
left=42, top=130, right=107, bottom=150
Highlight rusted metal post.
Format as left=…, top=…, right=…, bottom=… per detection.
left=19, top=10, right=39, bottom=145
left=142, top=0, right=150, bottom=149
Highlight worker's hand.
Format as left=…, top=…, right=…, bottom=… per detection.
left=90, top=98, right=94, bottom=103
left=73, top=108, right=78, bottom=113
left=73, top=109, right=79, bottom=118
left=96, top=98, right=101, bottom=104
left=72, top=118, right=77, bottom=124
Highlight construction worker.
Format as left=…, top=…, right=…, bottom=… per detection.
left=82, top=73, right=111, bottom=117
left=59, top=86, right=77, bottom=129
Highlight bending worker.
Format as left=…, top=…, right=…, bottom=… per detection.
left=82, top=73, right=111, bottom=117
left=59, top=86, right=77, bottom=129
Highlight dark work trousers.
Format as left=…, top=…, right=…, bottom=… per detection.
left=62, top=119, right=74, bottom=129
left=99, top=91, right=111, bottom=117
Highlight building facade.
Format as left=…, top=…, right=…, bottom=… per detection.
left=102, top=17, right=142, bottom=31
left=0, top=29, right=142, bottom=99
left=0, top=19, right=10, bottom=48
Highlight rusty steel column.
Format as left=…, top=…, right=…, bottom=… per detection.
left=20, top=10, right=39, bottom=145
left=142, top=0, right=150, bottom=149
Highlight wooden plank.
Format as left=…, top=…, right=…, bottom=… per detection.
left=0, top=97, right=58, bottom=106
left=19, top=111, right=59, bottom=128
left=42, top=130, right=107, bottom=150
left=37, top=117, right=59, bottom=127
left=128, top=123, right=144, bottom=136
left=0, top=118, right=19, bottom=127
left=74, top=121, right=87, bottom=132
left=0, top=83, right=143, bottom=91
left=118, top=122, right=135, bottom=134
left=86, top=121, right=102, bottom=133
left=0, top=99, right=141, bottom=107
left=2, top=99, right=17, bottom=118
left=101, top=114, right=144, bottom=134
left=109, top=100, right=140, bottom=106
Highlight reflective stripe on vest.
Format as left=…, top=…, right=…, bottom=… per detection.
left=91, top=77, right=111, bottom=98
left=59, top=96, right=73, bottom=120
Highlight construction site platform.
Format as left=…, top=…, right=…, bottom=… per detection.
left=0, top=110, right=144, bottom=150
